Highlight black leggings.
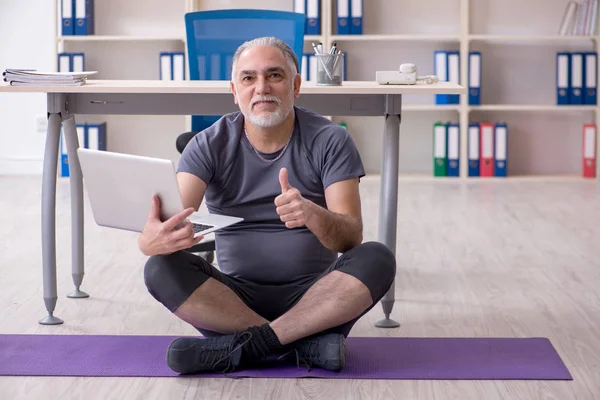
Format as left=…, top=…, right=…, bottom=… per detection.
left=144, top=241, right=396, bottom=338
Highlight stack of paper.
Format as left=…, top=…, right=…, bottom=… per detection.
left=2, top=69, right=97, bottom=86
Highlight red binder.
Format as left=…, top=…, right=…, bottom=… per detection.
left=583, top=124, right=597, bottom=178
left=479, top=122, right=495, bottom=177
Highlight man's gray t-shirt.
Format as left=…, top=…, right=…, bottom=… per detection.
left=178, top=106, right=365, bottom=284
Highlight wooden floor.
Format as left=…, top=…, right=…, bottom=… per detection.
left=1, top=175, right=599, bottom=400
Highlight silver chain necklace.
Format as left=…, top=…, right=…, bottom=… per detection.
left=244, top=127, right=293, bottom=163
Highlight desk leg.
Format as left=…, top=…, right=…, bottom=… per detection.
left=39, top=113, right=64, bottom=325
left=62, top=116, right=89, bottom=299
left=375, top=99, right=401, bottom=329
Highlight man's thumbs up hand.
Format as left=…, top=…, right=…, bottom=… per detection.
left=274, top=167, right=313, bottom=229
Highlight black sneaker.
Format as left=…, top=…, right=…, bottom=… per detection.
left=166, top=332, right=251, bottom=374
left=292, top=333, right=346, bottom=371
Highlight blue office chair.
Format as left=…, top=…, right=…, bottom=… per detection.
left=176, top=9, right=306, bottom=261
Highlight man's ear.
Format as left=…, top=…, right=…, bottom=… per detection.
left=230, top=81, right=238, bottom=105
left=293, top=74, right=301, bottom=98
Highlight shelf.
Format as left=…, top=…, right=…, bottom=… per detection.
left=329, top=34, right=460, bottom=42
left=60, top=34, right=324, bottom=43
left=468, top=34, right=598, bottom=42
left=403, top=105, right=460, bottom=111
left=465, top=174, right=585, bottom=181
left=469, top=105, right=597, bottom=112
left=397, top=105, right=597, bottom=112
left=58, top=35, right=185, bottom=42
left=387, top=174, right=586, bottom=181
left=304, top=35, right=323, bottom=42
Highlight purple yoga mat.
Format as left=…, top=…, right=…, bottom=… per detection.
left=0, top=335, right=572, bottom=380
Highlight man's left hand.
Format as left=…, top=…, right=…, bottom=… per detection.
left=275, top=167, right=314, bottom=229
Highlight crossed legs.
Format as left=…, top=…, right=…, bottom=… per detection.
left=144, top=241, right=396, bottom=344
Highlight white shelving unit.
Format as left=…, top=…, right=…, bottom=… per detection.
left=329, top=34, right=461, bottom=42
left=471, top=105, right=597, bottom=112
left=468, top=34, right=598, bottom=41
left=52, top=0, right=600, bottom=179
left=318, top=0, right=600, bottom=179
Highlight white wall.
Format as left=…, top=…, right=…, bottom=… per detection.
left=0, top=0, right=55, bottom=175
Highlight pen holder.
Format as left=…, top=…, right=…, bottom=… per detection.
left=315, top=53, right=344, bottom=86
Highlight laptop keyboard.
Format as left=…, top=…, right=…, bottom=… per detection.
left=192, top=222, right=214, bottom=233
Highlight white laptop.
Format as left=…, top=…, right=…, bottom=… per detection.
left=77, top=148, right=243, bottom=237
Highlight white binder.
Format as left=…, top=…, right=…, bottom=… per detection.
left=76, top=125, right=85, bottom=148
left=58, top=54, right=70, bottom=72
left=72, top=54, right=84, bottom=73
left=309, top=55, right=317, bottom=82
left=172, top=53, right=185, bottom=81
left=293, top=0, right=305, bottom=14
left=160, top=53, right=172, bottom=81
left=87, top=125, right=99, bottom=150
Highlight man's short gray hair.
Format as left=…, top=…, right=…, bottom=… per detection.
left=231, top=36, right=299, bottom=79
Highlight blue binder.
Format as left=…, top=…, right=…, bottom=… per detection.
left=159, top=51, right=187, bottom=81
left=60, top=123, right=87, bottom=177
left=468, top=123, right=480, bottom=177
left=446, top=51, right=460, bottom=105
left=468, top=51, right=481, bottom=105
left=75, top=0, right=95, bottom=35
left=584, top=52, right=597, bottom=105
left=446, top=123, right=460, bottom=177
left=301, top=54, right=309, bottom=81
left=60, top=126, right=69, bottom=177
left=293, top=0, right=305, bottom=17
left=434, top=50, right=448, bottom=105
left=350, top=0, right=363, bottom=34
left=306, top=0, right=321, bottom=35
left=71, top=53, right=85, bottom=72
left=61, top=0, right=75, bottom=35
left=556, top=52, right=570, bottom=105
left=85, top=122, right=107, bottom=151
left=172, top=52, right=186, bottom=81
left=570, top=52, right=584, bottom=105
left=336, top=0, right=350, bottom=34
left=160, top=52, right=173, bottom=80
left=58, top=53, right=71, bottom=72
left=494, top=123, right=508, bottom=177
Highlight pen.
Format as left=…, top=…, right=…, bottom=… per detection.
left=311, top=42, right=321, bottom=55
left=331, top=49, right=342, bottom=75
left=329, top=42, right=337, bottom=54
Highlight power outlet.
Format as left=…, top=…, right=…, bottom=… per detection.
left=35, top=115, right=48, bottom=133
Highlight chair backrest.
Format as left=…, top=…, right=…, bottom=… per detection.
left=184, top=9, right=306, bottom=132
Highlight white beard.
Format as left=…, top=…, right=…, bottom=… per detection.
left=238, top=86, right=295, bottom=128
left=247, top=104, right=289, bottom=128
